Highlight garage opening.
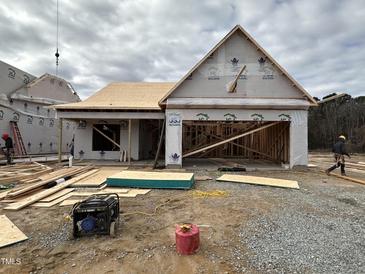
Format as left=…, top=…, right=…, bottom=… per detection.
left=182, top=121, right=290, bottom=163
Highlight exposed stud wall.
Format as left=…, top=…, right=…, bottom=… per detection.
left=165, top=109, right=308, bottom=167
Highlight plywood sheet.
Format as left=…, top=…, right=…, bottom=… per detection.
left=217, top=174, right=299, bottom=189
left=0, top=215, right=28, bottom=248
left=109, top=171, right=193, bottom=180
left=39, top=188, right=75, bottom=202
left=59, top=189, right=151, bottom=206
left=54, top=82, right=175, bottom=110
left=72, top=168, right=127, bottom=187
left=31, top=193, right=74, bottom=208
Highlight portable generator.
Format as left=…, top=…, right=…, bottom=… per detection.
left=71, top=193, right=120, bottom=238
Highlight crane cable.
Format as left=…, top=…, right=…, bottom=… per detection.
left=55, top=0, right=60, bottom=75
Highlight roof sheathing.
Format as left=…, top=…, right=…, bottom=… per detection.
left=159, top=25, right=318, bottom=106
left=54, top=82, right=175, bottom=111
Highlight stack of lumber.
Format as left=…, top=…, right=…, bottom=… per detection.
left=0, top=166, right=96, bottom=210
left=0, top=166, right=152, bottom=209
left=0, top=162, right=53, bottom=184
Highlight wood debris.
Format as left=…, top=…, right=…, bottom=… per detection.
left=0, top=162, right=53, bottom=184
left=0, top=164, right=152, bottom=210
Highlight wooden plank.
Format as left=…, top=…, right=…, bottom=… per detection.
left=195, top=175, right=212, bottom=181
left=71, top=168, right=126, bottom=187
left=59, top=189, right=151, bottom=206
left=0, top=190, right=13, bottom=200
left=71, top=188, right=130, bottom=196
left=0, top=215, right=28, bottom=248
left=0, top=168, right=53, bottom=184
left=7, top=166, right=92, bottom=198
left=39, top=188, right=75, bottom=202
left=217, top=174, right=299, bottom=189
left=4, top=169, right=99, bottom=210
left=70, top=188, right=151, bottom=198
left=31, top=193, right=75, bottom=207
left=328, top=173, right=365, bottom=185
left=59, top=199, right=85, bottom=206
left=183, top=122, right=280, bottom=158
left=128, top=119, right=132, bottom=165
left=22, top=168, right=71, bottom=183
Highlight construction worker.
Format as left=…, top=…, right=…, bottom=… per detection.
left=326, top=135, right=350, bottom=176
left=1, top=133, right=14, bottom=165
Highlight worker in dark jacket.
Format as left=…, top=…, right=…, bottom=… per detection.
left=1, top=133, right=14, bottom=164
left=326, top=135, right=350, bottom=176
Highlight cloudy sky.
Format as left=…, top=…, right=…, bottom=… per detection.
left=0, top=0, right=364, bottom=99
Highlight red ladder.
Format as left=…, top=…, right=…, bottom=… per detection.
left=9, top=121, right=27, bottom=156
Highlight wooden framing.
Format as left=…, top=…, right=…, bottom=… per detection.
left=182, top=121, right=290, bottom=163
left=128, top=119, right=132, bottom=165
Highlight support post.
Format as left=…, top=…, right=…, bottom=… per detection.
left=58, top=118, right=63, bottom=163
left=153, top=118, right=166, bottom=169
left=128, top=119, right=132, bottom=165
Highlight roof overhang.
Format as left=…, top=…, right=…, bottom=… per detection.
left=166, top=98, right=311, bottom=110
left=56, top=110, right=164, bottom=120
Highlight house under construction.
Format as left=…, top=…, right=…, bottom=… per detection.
left=54, top=25, right=317, bottom=168
left=0, top=60, right=80, bottom=156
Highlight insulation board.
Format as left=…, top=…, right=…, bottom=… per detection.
left=107, top=171, right=194, bottom=189
left=217, top=174, right=299, bottom=189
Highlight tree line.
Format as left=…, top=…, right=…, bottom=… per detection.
left=308, top=95, right=365, bottom=152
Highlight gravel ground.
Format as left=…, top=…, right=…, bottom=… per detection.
left=233, top=175, right=365, bottom=274
left=1, top=162, right=364, bottom=274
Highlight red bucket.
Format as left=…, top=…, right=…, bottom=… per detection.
left=175, top=224, right=200, bottom=255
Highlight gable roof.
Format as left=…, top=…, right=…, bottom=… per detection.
left=54, top=82, right=175, bottom=111
left=159, top=25, right=317, bottom=106
left=10, top=73, right=80, bottom=103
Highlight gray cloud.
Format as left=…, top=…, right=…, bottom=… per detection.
left=0, top=0, right=364, bottom=99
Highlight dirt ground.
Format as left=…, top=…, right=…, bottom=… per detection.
left=0, top=153, right=364, bottom=274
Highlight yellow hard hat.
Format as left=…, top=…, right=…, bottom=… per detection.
left=339, top=135, right=346, bottom=140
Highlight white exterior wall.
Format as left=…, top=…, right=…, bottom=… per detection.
left=165, top=108, right=308, bottom=168
left=0, top=100, right=75, bottom=154
left=289, top=111, right=308, bottom=167
left=0, top=61, right=36, bottom=96
left=73, top=120, right=140, bottom=161
left=170, top=32, right=304, bottom=99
